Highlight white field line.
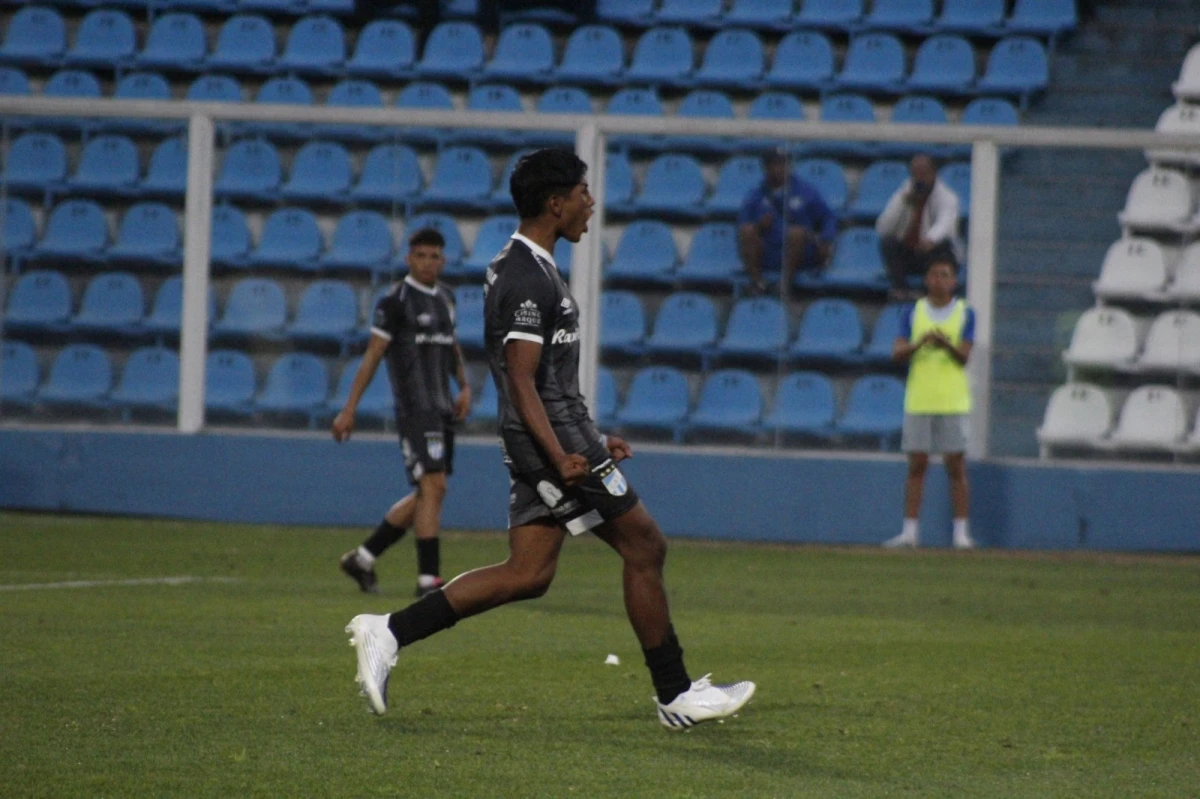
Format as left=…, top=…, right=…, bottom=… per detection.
left=0, top=576, right=240, bottom=592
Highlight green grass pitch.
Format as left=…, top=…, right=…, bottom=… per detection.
left=1, top=510, right=1197, bottom=798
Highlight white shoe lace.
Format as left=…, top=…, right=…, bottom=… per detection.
left=691, top=674, right=713, bottom=692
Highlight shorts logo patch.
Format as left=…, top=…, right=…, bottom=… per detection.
left=536, top=480, right=564, bottom=508
left=601, top=467, right=628, bottom=497
left=425, top=433, right=444, bottom=462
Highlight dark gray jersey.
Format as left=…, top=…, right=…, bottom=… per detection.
left=371, top=276, right=457, bottom=422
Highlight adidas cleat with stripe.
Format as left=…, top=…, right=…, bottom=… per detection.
left=656, top=674, right=756, bottom=731
left=345, top=614, right=399, bottom=715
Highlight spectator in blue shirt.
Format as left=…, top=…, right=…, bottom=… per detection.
left=737, top=149, right=838, bottom=295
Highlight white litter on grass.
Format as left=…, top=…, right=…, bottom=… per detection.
left=605, top=654, right=620, bottom=666
left=0, top=576, right=240, bottom=592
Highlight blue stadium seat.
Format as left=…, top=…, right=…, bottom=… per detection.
left=210, top=205, right=252, bottom=269
left=531, top=87, right=591, bottom=148
left=597, top=0, right=654, bottom=26
left=39, top=344, right=112, bottom=408
left=595, top=367, right=618, bottom=426
left=279, top=15, right=345, bottom=74
left=795, top=0, right=862, bottom=30
left=1, top=197, right=37, bottom=257
left=109, top=202, right=182, bottom=268
left=962, top=97, right=1019, bottom=127
left=65, top=9, right=135, bottom=68
left=458, top=84, right=526, bottom=147
left=469, top=369, right=497, bottom=422
left=719, top=297, right=789, bottom=361
left=707, top=155, right=763, bottom=216
left=765, top=31, right=834, bottom=90
left=725, top=0, right=794, bottom=29
left=880, top=95, right=949, bottom=158
left=138, top=13, right=206, bottom=71
left=795, top=158, right=848, bottom=213
left=815, top=94, right=878, bottom=158
left=281, top=141, right=352, bottom=203
left=862, top=302, right=909, bottom=362
left=689, top=369, right=762, bottom=436
left=111, top=346, right=179, bottom=413
left=455, top=285, right=485, bottom=350
left=626, top=26, right=694, bottom=86
left=677, top=223, right=741, bottom=288
left=484, top=23, right=554, bottom=83
left=423, top=146, right=493, bottom=211
left=862, top=0, right=933, bottom=33
left=937, top=0, right=1005, bottom=36
left=836, top=374, right=905, bottom=445
left=606, top=88, right=665, bottom=150
left=207, top=15, right=276, bottom=73
left=695, top=29, right=764, bottom=88
left=205, top=349, right=256, bottom=416
left=72, top=272, right=144, bottom=336
left=350, top=144, right=423, bottom=206
left=669, top=90, right=737, bottom=154
left=398, top=213, right=465, bottom=267
left=320, top=210, right=394, bottom=275
left=144, top=276, right=214, bottom=338
left=635, top=153, right=707, bottom=219
left=600, top=290, right=645, bottom=356
left=186, top=74, right=242, bottom=103
left=40, top=69, right=101, bottom=131
left=249, top=208, right=323, bottom=272
left=3, top=132, right=66, bottom=194
left=394, top=81, right=455, bottom=145
left=977, top=37, right=1049, bottom=102
left=5, top=270, right=71, bottom=332
left=109, top=72, right=176, bottom=136
left=317, top=79, right=385, bottom=142
left=808, top=226, right=887, bottom=291
left=789, top=298, right=864, bottom=362
left=68, top=135, right=140, bottom=197
left=656, top=0, right=723, bottom=27
left=763, top=371, right=836, bottom=437
left=607, top=220, right=678, bottom=286
left=463, top=214, right=518, bottom=279
left=616, top=366, right=689, bottom=438
left=417, top=21, right=484, bottom=80
left=167, top=1, right=237, bottom=15
left=0, top=7, right=66, bottom=67
left=836, top=33, right=906, bottom=94
left=645, top=291, right=718, bottom=358
left=32, top=199, right=108, bottom=264
left=941, top=162, right=972, bottom=217
left=1007, top=0, right=1078, bottom=37
left=213, top=277, right=288, bottom=339
left=486, top=148, right=533, bottom=211
left=215, top=139, right=282, bottom=202
left=288, top=279, right=358, bottom=345
left=0, top=340, right=39, bottom=408
left=557, top=25, right=624, bottom=85
left=238, top=0, right=307, bottom=12
left=848, top=160, right=908, bottom=221
left=327, top=356, right=393, bottom=421
left=0, top=66, right=30, bottom=98
left=605, top=150, right=636, bottom=216
left=346, top=19, right=415, bottom=79
left=242, top=76, right=314, bottom=140
left=907, top=35, right=975, bottom=94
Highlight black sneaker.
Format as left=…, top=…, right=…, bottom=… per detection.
left=340, top=550, right=378, bottom=594
left=414, top=577, right=445, bottom=598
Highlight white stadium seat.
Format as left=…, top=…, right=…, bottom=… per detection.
left=1062, top=306, right=1143, bottom=372
left=1036, top=382, right=1113, bottom=455
left=1146, top=102, right=1200, bottom=168
left=1108, top=385, right=1190, bottom=452
left=1166, top=242, right=1200, bottom=301
left=1092, top=237, right=1169, bottom=301
left=1172, top=43, right=1200, bottom=101
left=1176, top=406, right=1200, bottom=455
left=1117, top=168, right=1199, bottom=234
left=1136, top=310, right=1200, bottom=374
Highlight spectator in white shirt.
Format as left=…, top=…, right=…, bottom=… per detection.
left=875, top=155, right=963, bottom=301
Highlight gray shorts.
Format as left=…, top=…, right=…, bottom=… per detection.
left=901, top=413, right=969, bottom=454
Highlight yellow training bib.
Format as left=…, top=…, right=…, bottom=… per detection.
left=905, top=298, right=971, bottom=414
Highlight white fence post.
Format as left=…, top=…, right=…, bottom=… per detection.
left=966, top=140, right=1000, bottom=459
left=573, top=125, right=606, bottom=418
left=178, top=114, right=215, bottom=433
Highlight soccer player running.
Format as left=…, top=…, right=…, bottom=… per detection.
left=332, top=228, right=471, bottom=596
left=346, top=149, right=755, bottom=730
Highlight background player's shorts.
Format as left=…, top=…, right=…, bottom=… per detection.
left=901, top=413, right=969, bottom=454
left=397, top=413, right=455, bottom=485
left=507, top=432, right=639, bottom=535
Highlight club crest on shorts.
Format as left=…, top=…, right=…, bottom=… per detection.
left=425, top=433, right=444, bottom=462
left=600, top=466, right=628, bottom=497
left=536, top=480, right=564, bottom=508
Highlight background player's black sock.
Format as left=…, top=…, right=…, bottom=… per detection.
left=387, top=590, right=459, bottom=647
left=363, top=519, right=405, bottom=557
left=642, top=625, right=692, bottom=705
left=416, top=537, right=440, bottom=577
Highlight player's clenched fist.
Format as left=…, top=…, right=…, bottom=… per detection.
left=554, top=453, right=589, bottom=486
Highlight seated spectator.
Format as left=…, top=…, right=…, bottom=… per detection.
left=738, top=148, right=837, bottom=295
left=875, top=154, right=962, bottom=301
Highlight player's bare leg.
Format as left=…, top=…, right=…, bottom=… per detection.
left=944, top=452, right=974, bottom=549
left=341, top=493, right=417, bottom=593
left=886, top=453, right=928, bottom=548
left=441, top=520, right=565, bottom=615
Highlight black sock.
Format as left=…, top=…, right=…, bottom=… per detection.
left=416, top=537, right=440, bottom=577
left=642, top=625, right=692, bottom=705
left=363, top=519, right=406, bottom=558
left=387, top=590, right=459, bottom=647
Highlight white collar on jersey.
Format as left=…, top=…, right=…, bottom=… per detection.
left=404, top=275, right=439, bottom=296
left=510, top=232, right=557, bottom=269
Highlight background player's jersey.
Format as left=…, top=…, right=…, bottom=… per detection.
left=371, top=276, right=457, bottom=421
left=483, top=234, right=591, bottom=471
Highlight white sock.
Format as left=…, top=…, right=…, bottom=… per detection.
left=356, top=545, right=376, bottom=568
left=953, top=519, right=969, bottom=542
left=417, top=574, right=440, bottom=589
left=901, top=518, right=919, bottom=541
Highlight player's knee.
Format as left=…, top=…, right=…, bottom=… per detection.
left=418, top=473, right=448, bottom=502
left=513, top=563, right=556, bottom=600
left=907, top=455, right=929, bottom=479
left=944, top=454, right=966, bottom=481
left=627, top=524, right=668, bottom=572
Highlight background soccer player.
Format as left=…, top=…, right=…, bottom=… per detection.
left=332, top=228, right=471, bottom=595
left=345, top=149, right=754, bottom=730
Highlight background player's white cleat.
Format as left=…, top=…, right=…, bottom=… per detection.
left=883, top=531, right=918, bottom=548
left=656, top=674, right=756, bottom=731
left=345, top=614, right=398, bottom=715
left=953, top=532, right=977, bottom=550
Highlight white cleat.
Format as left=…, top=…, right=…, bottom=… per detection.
left=953, top=534, right=977, bottom=550
left=883, top=532, right=918, bottom=549
left=345, top=614, right=399, bottom=715
left=656, top=674, right=756, bottom=731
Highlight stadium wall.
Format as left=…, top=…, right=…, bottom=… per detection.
left=1, top=430, right=1196, bottom=552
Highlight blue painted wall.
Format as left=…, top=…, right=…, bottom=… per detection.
left=1, top=430, right=1197, bottom=552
